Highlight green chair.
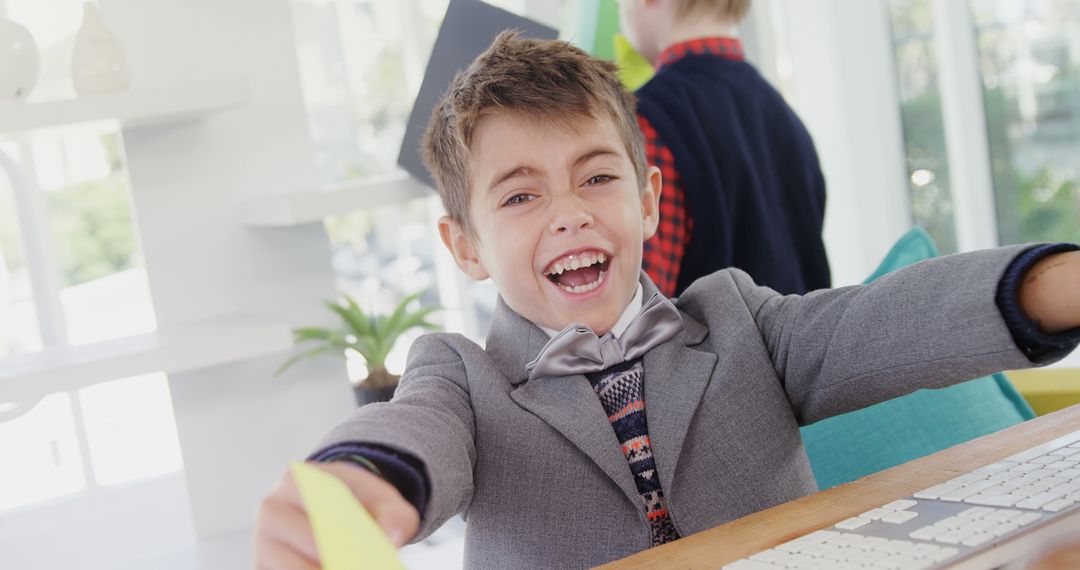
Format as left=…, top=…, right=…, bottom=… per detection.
left=800, top=227, right=1036, bottom=490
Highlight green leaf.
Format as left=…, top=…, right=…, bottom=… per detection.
left=350, top=334, right=383, bottom=366
left=381, top=290, right=425, bottom=338
left=341, top=294, right=376, bottom=337
left=325, top=299, right=370, bottom=338
left=275, top=345, right=340, bottom=375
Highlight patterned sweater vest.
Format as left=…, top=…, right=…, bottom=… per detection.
left=586, top=360, right=681, bottom=546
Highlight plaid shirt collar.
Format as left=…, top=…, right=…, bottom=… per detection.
left=656, top=37, right=744, bottom=70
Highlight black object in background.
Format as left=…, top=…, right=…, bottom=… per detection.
left=397, top=0, right=559, bottom=190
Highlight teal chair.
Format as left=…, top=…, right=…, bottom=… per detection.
left=800, top=228, right=1035, bottom=490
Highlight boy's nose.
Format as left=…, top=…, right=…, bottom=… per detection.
left=548, top=199, right=594, bottom=234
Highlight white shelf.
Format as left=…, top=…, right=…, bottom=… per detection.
left=243, top=171, right=432, bottom=227
left=0, top=79, right=249, bottom=134
left=0, top=315, right=292, bottom=404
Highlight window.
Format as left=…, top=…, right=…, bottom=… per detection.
left=972, top=0, right=1080, bottom=245
left=291, top=0, right=532, bottom=345
left=889, top=0, right=960, bottom=253
left=888, top=0, right=1080, bottom=252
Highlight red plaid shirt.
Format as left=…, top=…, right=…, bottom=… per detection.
left=639, top=37, right=745, bottom=296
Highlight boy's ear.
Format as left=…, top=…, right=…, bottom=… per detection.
left=438, top=216, right=490, bottom=281
left=640, top=165, right=662, bottom=240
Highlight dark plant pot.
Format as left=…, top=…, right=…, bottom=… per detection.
left=353, top=384, right=397, bottom=407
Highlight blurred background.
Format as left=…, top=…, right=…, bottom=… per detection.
left=0, top=0, right=1078, bottom=568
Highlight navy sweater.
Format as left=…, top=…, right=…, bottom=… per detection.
left=636, top=54, right=831, bottom=295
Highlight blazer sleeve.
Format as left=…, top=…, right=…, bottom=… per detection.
left=720, top=244, right=1068, bottom=425
left=313, top=333, right=476, bottom=541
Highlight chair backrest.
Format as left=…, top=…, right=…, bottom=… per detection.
left=799, top=227, right=1036, bottom=490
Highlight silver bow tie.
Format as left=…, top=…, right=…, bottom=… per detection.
left=525, top=292, right=684, bottom=380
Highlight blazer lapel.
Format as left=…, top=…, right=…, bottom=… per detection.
left=485, top=296, right=642, bottom=505
left=509, top=374, right=642, bottom=505
left=642, top=287, right=717, bottom=496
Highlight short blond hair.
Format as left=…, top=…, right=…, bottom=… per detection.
left=677, top=0, right=751, bottom=22
left=421, top=30, right=647, bottom=237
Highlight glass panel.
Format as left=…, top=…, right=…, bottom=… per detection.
left=972, top=0, right=1080, bottom=244
left=0, top=393, right=86, bottom=511
left=327, top=197, right=446, bottom=377
left=0, top=144, right=43, bottom=358
left=888, top=0, right=960, bottom=253
left=78, top=373, right=183, bottom=486
left=29, top=124, right=157, bottom=345
left=292, top=0, right=450, bottom=184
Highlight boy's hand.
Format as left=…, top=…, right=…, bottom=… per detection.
left=1019, top=250, right=1080, bottom=334
left=254, top=461, right=420, bottom=570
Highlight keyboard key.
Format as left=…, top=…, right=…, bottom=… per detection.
left=882, top=499, right=918, bottom=511
left=985, top=509, right=1023, bottom=522
left=965, top=493, right=1025, bottom=507
left=935, top=529, right=974, bottom=544
left=961, top=532, right=996, bottom=547
left=881, top=510, right=919, bottom=524
left=929, top=546, right=960, bottom=562
left=958, top=506, right=996, bottom=519
left=914, top=482, right=961, bottom=499
left=1017, top=490, right=1068, bottom=510
left=834, top=516, right=871, bottom=530
left=859, top=508, right=893, bottom=521
left=941, top=479, right=999, bottom=501
left=974, top=461, right=1017, bottom=474
left=989, top=522, right=1020, bottom=536
left=910, top=526, right=945, bottom=541
left=1016, top=512, right=1043, bottom=525
left=947, top=473, right=989, bottom=486
left=1050, top=447, right=1080, bottom=457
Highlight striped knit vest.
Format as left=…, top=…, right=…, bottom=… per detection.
left=586, top=360, right=681, bottom=545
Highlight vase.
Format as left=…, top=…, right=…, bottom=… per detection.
left=0, top=17, right=39, bottom=101
left=71, top=3, right=130, bottom=96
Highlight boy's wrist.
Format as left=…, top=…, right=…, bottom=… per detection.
left=996, top=243, right=1080, bottom=363
left=1019, top=249, right=1080, bottom=334
left=309, top=443, right=431, bottom=519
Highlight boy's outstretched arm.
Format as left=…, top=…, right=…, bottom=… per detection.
left=1018, top=250, right=1080, bottom=334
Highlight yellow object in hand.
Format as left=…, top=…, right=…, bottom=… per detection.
left=291, top=462, right=407, bottom=570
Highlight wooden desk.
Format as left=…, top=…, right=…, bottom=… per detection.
left=600, top=405, right=1080, bottom=569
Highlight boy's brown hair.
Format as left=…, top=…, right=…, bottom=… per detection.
left=421, top=30, right=647, bottom=238
left=677, top=0, right=751, bottom=22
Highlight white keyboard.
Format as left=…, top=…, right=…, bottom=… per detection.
left=722, top=428, right=1080, bottom=569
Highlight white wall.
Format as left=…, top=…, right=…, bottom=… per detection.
left=102, top=0, right=356, bottom=538
left=767, top=0, right=914, bottom=286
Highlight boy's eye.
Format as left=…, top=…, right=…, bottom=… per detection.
left=585, top=174, right=616, bottom=186
left=502, top=193, right=535, bottom=207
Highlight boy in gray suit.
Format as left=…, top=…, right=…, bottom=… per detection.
left=255, top=32, right=1080, bottom=569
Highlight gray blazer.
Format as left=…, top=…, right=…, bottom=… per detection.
left=316, top=245, right=1053, bottom=569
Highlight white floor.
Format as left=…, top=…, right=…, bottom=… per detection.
left=0, top=472, right=466, bottom=569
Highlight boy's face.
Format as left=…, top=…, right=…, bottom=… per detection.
left=618, top=0, right=667, bottom=64
left=439, top=112, right=662, bottom=336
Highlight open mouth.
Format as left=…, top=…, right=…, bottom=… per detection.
left=543, top=250, right=612, bottom=294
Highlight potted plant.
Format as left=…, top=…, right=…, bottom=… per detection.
left=278, top=290, right=440, bottom=406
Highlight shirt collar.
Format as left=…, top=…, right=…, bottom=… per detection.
left=656, top=36, right=744, bottom=70
left=539, top=283, right=644, bottom=339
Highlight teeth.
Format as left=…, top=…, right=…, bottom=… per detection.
left=559, top=270, right=606, bottom=294
left=545, top=251, right=608, bottom=276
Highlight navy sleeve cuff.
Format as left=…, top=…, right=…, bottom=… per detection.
left=995, top=243, right=1080, bottom=364
left=309, top=443, right=430, bottom=518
